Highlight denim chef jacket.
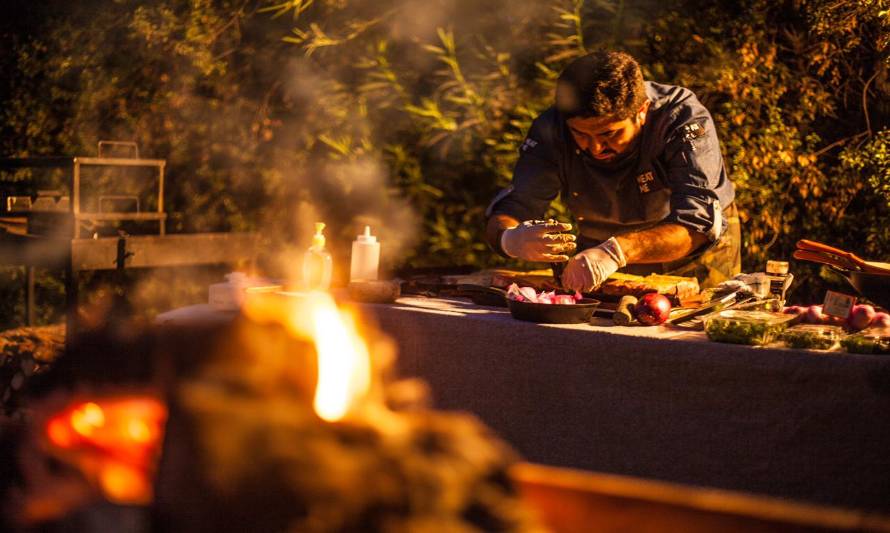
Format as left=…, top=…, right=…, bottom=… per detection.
left=488, top=81, right=735, bottom=253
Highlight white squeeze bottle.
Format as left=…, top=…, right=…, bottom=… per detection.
left=350, top=225, right=380, bottom=281
left=302, top=222, right=332, bottom=290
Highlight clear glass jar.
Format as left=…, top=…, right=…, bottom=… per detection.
left=765, top=260, right=793, bottom=304
left=704, top=309, right=795, bottom=345
left=781, top=324, right=843, bottom=350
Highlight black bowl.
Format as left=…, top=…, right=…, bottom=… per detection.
left=507, top=298, right=600, bottom=324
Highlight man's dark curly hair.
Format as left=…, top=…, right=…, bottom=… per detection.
left=556, top=50, right=647, bottom=121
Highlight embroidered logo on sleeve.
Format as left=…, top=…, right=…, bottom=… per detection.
left=635, top=171, right=656, bottom=193
left=520, top=138, right=539, bottom=152
left=681, top=122, right=707, bottom=151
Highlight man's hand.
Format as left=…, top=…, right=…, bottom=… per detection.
left=561, top=237, right=627, bottom=292
left=500, top=220, right=577, bottom=262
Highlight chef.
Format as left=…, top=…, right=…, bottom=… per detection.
left=485, top=50, right=741, bottom=291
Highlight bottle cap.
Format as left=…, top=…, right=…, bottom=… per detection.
left=356, top=225, right=377, bottom=244
left=766, top=260, right=789, bottom=275
left=312, top=222, right=326, bottom=249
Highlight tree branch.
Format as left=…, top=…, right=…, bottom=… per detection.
left=861, top=70, right=879, bottom=139
left=812, top=131, right=868, bottom=157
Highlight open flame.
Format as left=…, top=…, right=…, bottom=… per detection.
left=309, top=297, right=371, bottom=421
left=243, top=291, right=373, bottom=422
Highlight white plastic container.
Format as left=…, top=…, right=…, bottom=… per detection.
left=350, top=225, right=380, bottom=282
left=302, top=222, right=332, bottom=291
left=209, top=272, right=281, bottom=311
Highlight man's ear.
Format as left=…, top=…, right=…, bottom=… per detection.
left=638, top=99, right=651, bottom=124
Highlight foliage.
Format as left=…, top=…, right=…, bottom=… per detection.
left=842, top=129, right=890, bottom=209
left=0, top=0, right=286, bottom=327
left=644, top=0, right=889, bottom=300
left=2, top=0, right=284, bottom=233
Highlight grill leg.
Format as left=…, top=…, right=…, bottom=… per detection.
left=65, top=253, right=77, bottom=344
left=26, top=266, right=35, bottom=326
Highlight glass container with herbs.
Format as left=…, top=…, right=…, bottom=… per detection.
left=704, top=310, right=795, bottom=345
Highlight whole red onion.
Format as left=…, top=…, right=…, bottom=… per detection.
left=871, top=312, right=890, bottom=329
left=634, top=293, right=672, bottom=326
left=847, top=304, right=876, bottom=331
left=805, top=305, right=824, bottom=324
left=782, top=305, right=806, bottom=325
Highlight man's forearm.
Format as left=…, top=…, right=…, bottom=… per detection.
left=485, top=214, right=520, bottom=251
left=614, top=223, right=707, bottom=264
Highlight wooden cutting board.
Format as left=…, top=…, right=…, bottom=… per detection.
left=489, top=269, right=700, bottom=302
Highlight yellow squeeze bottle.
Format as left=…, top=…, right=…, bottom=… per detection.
left=302, top=222, right=332, bottom=291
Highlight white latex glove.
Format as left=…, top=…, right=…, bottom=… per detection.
left=561, top=237, right=627, bottom=292
left=500, top=220, right=577, bottom=262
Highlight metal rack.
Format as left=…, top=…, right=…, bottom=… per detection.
left=1, top=141, right=167, bottom=237
left=0, top=142, right=257, bottom=338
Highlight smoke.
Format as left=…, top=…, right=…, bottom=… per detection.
left=257, top=0, right=555, bottom=282
left=250, top=53, right=423, bottom=284
left=387, top=0, right=452, bottom=43
left=262, top=151, right=420, bottom=284
left=0, top=0, right=576, bottom=325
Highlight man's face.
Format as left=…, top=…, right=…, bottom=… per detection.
left=566, top=102, right=649, bottom=162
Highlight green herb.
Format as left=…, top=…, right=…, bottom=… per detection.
left=841, top=334, right=890, bottom=355
left=780, top=325, right=842, bottom=350
left=704, top=311, right=792, bottom=345
left=706, top=320, right=785, bottom=345
left=781, top=328, right=839, bottom=350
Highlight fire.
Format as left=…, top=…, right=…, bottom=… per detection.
left=243, top=290, right=373, bottom=422
left=70, top=402, right=105, bottom=437
left=310, top=299, right=371, bottom=421
left=99, top=462, right=152, bottom=504
left=43, top=396, right=167, bottom=505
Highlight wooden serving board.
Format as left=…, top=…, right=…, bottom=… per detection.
left=489, top=270, right=700, bottom=305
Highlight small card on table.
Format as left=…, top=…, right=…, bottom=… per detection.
left=823, top=290, right=856, bottom=318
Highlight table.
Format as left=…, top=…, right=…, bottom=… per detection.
left=358, top=297, right=890, bottom=513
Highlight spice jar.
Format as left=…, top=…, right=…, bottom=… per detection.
left=765, top=260, right=793, bottom=304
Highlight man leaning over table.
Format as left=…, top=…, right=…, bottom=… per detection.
left=485, top=50, right=741, bottom=291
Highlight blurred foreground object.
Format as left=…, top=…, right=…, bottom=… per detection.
left=2, top=293, right=541, bottom=532
left=155, top=291, right=539, bottom=531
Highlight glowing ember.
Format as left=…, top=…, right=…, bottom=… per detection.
left=99, top=462, right=152, bottom=505
left=243, top=291, right=373, bottom=422
left=46, top=416, right=76, bottom=448
left=43, top=396, right=167, bottom=505
left=127, top=418, right=154, bottom=444
left=70, top=402, right=105, bottom=437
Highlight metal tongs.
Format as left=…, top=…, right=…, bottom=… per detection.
left=666, top=289, right=749, bottom=330
left=792, top=239, right=890, bottom=275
